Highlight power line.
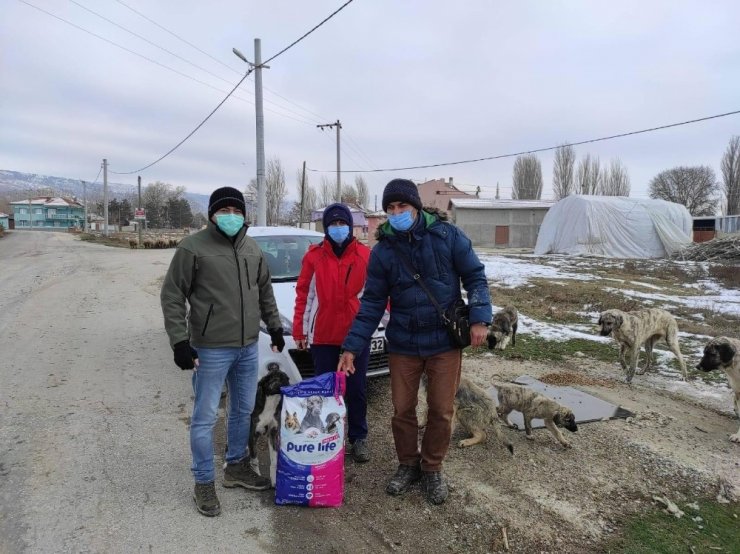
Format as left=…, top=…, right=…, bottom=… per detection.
left=262, top=0, right=355, bottom=65
left=110, top=70, right=252, bottom=174
left=307, top=109, right=740, bottom=173
left=87, top=165, right=103, bottom=185
left=113, top=0, right=243, bottom=76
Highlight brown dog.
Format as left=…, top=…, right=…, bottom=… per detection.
left=696, top=336, right=740, bottom=444
left=487, top=306, right=518, bottom=350
left=495, top=383, right=577, bottom=448
left=598, top=308, right=687, bottom=383
left=417, top=377, right=513, bottom=453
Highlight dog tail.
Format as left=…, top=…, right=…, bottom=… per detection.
left=488, top=414, right=514, bottom=455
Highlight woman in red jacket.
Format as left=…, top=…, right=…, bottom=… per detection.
left=293, top=203, right=372, bottom=463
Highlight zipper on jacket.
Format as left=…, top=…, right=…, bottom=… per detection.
left=187, top=258, right=198, bottom=299
left=345, top=264, right=353, bottom=285
left=201, top=304, right=214, bottom=336
left=232, top=245, right=245, bottom=345
left=244, top=258, right=252, bottom=290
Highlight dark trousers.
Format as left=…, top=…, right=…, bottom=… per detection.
left=389, top=350, right=462, bottom=472
left=311, top=344, right=369, bottom=442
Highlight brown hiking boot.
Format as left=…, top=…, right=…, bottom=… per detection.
left=193, top=482, right=221, bottom=516
left=223, top=458, right=271, bottom=491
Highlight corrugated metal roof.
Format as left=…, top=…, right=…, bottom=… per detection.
left=450, top=198, right=555, bottom=209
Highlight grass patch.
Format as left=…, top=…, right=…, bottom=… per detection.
left=606, top=500, right=739, bottom=553
left=78, top=233, right=130, bottom=248
left=708, top=263, right=740, bottom=289
left=469, top=334, right=616, bottom=363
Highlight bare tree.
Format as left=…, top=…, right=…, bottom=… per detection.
left=341, top=184, right=358, bottom=205
left=318, top=176, right=335, bottom=207
left=648, top=166, right=719, bottom=216
left=354, top=175, right=369, bottom=208
left=552, top=144, right=576, bottom=200
left=576, top=154, right=601, bottom=195
left=265, top=157, right=286, bottom=225
left=721, top=135, right=740, bottom=215
left=512, top=154, right=543, bottom=199
left=600, top=158, right=631, bottom=196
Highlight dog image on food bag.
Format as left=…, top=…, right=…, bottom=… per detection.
left=275, top=372, right=347, bottom=507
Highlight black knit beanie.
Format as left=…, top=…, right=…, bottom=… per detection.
left=382, top=179, right=422, bottom=212
left=322, top=203, right=353, bottom=230
left=208, top=186, right=246, bottom=219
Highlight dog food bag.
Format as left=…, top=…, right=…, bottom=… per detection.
left=275, top=371, right=347, bottom=507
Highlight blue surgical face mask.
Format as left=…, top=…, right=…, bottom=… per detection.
left=388, top=210, right=415, bottom=231
left=215, top=213, right=244, bottom=237
left=327, top=224, right=350, bottom=243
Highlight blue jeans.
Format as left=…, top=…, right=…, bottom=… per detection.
left=190, top=343, right=258, bottom=484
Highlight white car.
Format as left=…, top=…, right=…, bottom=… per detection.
left=247, top=226, right=389, bottom=383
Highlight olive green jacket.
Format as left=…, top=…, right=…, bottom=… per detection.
left=160, top=223, right=281, bottom=348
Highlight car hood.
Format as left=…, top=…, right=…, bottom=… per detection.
left=271, top=281, right=299, bottom=332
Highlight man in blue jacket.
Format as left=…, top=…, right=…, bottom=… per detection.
left=338, top=178, right=491, bottom=505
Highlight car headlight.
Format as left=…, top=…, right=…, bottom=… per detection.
left=260, top=313, right=293, bottom=335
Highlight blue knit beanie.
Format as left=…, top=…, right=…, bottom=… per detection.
left=322, top=203, right=353, bottom=230
left=382, top=179, right=422, bottom=212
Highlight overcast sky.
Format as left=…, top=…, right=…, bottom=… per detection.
left=2, top=0, right=739, bottom=205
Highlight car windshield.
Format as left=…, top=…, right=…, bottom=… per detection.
left=252, top=235, right=323, bottom=282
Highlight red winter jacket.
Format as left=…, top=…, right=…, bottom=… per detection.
left=293, top=238, right=370, bottom=346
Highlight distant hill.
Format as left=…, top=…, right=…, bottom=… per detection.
left=0, top=169, right=209, bottom=214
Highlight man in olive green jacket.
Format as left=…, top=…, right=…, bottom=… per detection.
left=160, top=186, right=285, bottom=517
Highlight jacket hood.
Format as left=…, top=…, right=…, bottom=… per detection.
left=374, top=206, right=449, bottom=241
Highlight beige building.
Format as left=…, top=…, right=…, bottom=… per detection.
left=448, top=198, right=554, bottom=249
left=417, top=178, right=472, bottom=213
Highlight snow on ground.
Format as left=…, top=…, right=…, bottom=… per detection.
left=480, top=254, right=736, bottom=407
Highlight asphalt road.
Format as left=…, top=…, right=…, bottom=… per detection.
left=0, top=231, right=277, bottom=553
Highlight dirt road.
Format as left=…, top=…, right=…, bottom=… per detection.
left=1, top=232, right=737, bottom=553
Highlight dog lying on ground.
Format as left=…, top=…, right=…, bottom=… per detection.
left=598, top=308, right=687, bottom=383
left=487, top=306, right=518, bottom=350
left=417, top=376, right=513, bottom=453
left=696, top=336, right=740, bottom=444
left=248, top=366, right=290, bottom=487
left=495, top=383, right=577, bottom=449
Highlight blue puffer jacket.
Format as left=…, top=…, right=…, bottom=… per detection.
left=342, top=208, right=492, bottom=357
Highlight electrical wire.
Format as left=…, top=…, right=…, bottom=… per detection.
left=109, top=70, right=252, bottom=174
left=113, top=0, right=243, bottom=76
left=86, top=165, right=103, bottom=185
left=307, top=109, right=740, bottom=173
left=262, top=0, right=355, bottom=66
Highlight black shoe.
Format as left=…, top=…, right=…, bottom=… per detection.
left=193, top=482, right=221, bottom=516
left=223, top=458, right=271, bottom=491
left=350, top=439, right=370, bottom=463
left=385, top=464, right=421, bottom=496
left=423, top=471, right=448, bottom=505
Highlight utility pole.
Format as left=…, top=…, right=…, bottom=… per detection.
left=317, top=120, right=342, bottom=202
left=233, top=41, right=270, bottom=225
left=254, top=39, right=267, bottom=226
left=82, top=180, right=87, bottom=232
left=299, top=161, right=307, bottom=229
left=103, top=158, right=109, bottom=236
left=137, top=176, right=142, bottom=247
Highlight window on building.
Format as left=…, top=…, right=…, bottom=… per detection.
left=34, top=208, right=43, bottom=215
left=19, top=208, right=28, bottom=214
left=47, top=209, right=56, bottom=217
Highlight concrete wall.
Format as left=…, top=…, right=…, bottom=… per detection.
left=453, top=207, right=550, bottom=248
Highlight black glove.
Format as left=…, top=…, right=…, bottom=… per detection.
left=269, top=328, right=285, bottom=352
left=173, top=340, right=198, bottom=370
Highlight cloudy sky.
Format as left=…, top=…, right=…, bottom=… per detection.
left=2, top=0, right=739, bottom=205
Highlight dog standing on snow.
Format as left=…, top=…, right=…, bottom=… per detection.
left=598, top=308, right=687, bottom=383
left=696, top=336, right=740, bottom=444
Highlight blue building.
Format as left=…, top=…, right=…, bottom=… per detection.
left=0, top=212, right=9, bottom=230
left=11, top=197, right=85, bottom=229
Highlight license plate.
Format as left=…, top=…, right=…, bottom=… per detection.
left=369, top=337, right=386, bottom=353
